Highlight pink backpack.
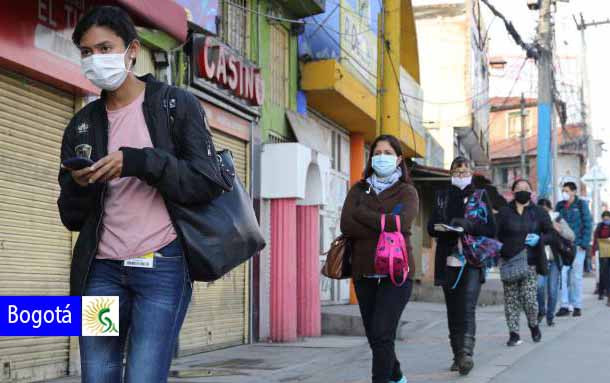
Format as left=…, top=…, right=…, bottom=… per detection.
left=374, top=214, right=409, bottom=286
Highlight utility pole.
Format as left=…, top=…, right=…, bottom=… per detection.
left=376, top=0, right=401, bottom=138
left=520, top=93, right=527, bottom=178
left=574, top=14, right=610, bottom=221
left=536, top=0, right=554, bottom=199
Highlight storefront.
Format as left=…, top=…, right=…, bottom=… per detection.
left=0, top=1, right=186, bottom=380
left=177, top=34, right=261, bottom=355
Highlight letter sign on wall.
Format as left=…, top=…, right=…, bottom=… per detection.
left=195, top=36, right=264, bottom=106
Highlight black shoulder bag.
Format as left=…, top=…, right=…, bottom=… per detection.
left=165, top=89, right=266, bottom=281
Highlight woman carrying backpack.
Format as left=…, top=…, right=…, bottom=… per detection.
left=536, top=199, right=575, bottom=327
left=340, top=134, right=419, bottom=383
left=496, top=179, right=553, bottom=346
left=427, top=157, right=497, bottom=376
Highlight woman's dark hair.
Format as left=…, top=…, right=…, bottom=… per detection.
left=602, top=210, right=610, bottom=218
left=563, top=181, right=578, bottom=192
left=364, top=135, right=410, bottom=182
left=511, top=178, right=532, bottom=191
left=72, top=6, right=137, bottom=47
left=450, top=156, right=470, bottom=171
left=538, top=198, right=553, bottom=210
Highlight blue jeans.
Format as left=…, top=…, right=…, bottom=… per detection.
left=560, top=248, right=586, bottom=310
left=80, top=240, right=193, bottom=383
left=537, top=260, right=561, bottom=320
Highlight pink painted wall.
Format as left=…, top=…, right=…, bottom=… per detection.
left=270, top=199, right=298, bottom=342
left=297, top=205, right=321, bottom=337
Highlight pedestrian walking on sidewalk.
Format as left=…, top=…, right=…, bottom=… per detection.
left=556, top=182, right=593, bottom=318
left=536, top=199, right=575, bottom=327
left=58, top=6, right=229, bottom=382
left=592, top=211, right=610, bottom=306
left=341, top=135, right=419, bottom=383
left=427, top=157, right=497, bottom=376
left=496, top=179, right=553, bottom=347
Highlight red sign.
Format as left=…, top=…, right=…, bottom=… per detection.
left=196, top=36, right=264, bottom=106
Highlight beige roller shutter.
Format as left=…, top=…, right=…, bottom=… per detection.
left=178, top=129, right=250, bottom=355
left=0, top=69, right=74, bottom=381
left=133, top=44, right=156, bottom=77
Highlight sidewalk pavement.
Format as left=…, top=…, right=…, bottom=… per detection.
left=48, top=278, right=605, bottom=383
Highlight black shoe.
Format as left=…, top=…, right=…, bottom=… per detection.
left=450, top=360, right=459, bottom=372
left=537, top=313, right=545, bottom=324
left=556, top=307, right=571, bottom=317
left=599, top=295, right=604, bottom=301
left=529, top=325, right=542, bottom=343
left=457, top=353, right=474, bottom=376
left=547, top=318, right=555, bottom=327
left=573, top=308, right=582, bottom=317
left=507, top=332, right=522, bottom=347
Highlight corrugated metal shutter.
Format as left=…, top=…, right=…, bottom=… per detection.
left=178, top=129, right=250, bottom=355
left=133, top=44, right=155, bottom=77
left=0, top=68, right=73, bottom=381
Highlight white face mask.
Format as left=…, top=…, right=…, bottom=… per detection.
left=561, top=191, right=571, bottom=201
left=81, top=45, right=133, bottom=91
left=451, top=176, right=472, bottom=190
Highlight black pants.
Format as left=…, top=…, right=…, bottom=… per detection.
left=600, top=258, right=610, bottom=296
left=355, top=278, right=413, bottom=383
left=442, top=266, right=482, bottom=358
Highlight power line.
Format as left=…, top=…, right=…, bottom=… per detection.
left=480, top=0, right=540, bottom=59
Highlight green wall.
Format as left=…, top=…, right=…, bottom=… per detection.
left=251, top=0, right=298, bottom=141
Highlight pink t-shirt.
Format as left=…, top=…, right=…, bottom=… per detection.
left=97, top=91, right=177, bottom=260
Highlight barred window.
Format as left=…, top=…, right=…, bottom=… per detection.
left=269, top=24, right=289, bottom=107
left=221, top=0, right=249, bottom=56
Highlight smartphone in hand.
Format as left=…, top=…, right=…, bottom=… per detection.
left=62, top=157, right=94, bottom=171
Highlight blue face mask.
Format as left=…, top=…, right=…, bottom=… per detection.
left=604, top=219, right=610, bottom=225
left=372, top=154, right=398, bottom=177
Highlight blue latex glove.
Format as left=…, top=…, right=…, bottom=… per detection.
left=525, top=233, right=540, bottom=247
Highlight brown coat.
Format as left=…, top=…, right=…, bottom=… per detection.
left=340, top=179, right=420, bottom=280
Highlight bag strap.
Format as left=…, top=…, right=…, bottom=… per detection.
left=395, top=215, right=401, bottom=233
left=578, top=198, right=586, bottom=244
left=389, top=234, right=409, bottom=286
left=451, top=240, right=466, bottom=289
left=164, top=86, right=213, bottom=153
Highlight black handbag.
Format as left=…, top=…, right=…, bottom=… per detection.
left=169, top=150, right=266, bottom=281
left=165, top=89, right=265, bottom=281
left=499, top=250, right=530, bottom=283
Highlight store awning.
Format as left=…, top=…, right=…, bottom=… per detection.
left=410, top=164, right=450, bottom=182
left=301, top=59, right=426, bottom=157
left=112, top=0, right=188, bottom=42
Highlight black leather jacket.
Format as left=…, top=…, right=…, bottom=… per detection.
left=57, top=75, right=230, bottom=295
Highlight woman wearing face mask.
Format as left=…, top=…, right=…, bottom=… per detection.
left=341, top=135, right=419, bottom=383
left=57, top=6, right=229, bottom=382
left=496, top=180, right=553, bottom=347
left=592, top=211, right=610, bottom=305
left=427, top=157, right=496, bottom=376
left=536, top=199, right=575, bottom=327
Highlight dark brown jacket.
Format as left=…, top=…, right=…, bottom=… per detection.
left=340, top=179, right=420, bottom=280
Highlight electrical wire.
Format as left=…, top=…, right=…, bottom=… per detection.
left=226, top=0, right=377, bottom=38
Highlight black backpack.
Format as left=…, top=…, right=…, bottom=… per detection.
left=551, top=218, right=576, bottom=266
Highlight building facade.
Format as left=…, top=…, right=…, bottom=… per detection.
left=413, top=0, right=490, bottom=169
left=489, top=98, right=587, bottom=200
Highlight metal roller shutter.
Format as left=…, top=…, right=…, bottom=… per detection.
left=178, top=129, right=250, bottom=355
left=0, top=68, right=74, bottom=381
